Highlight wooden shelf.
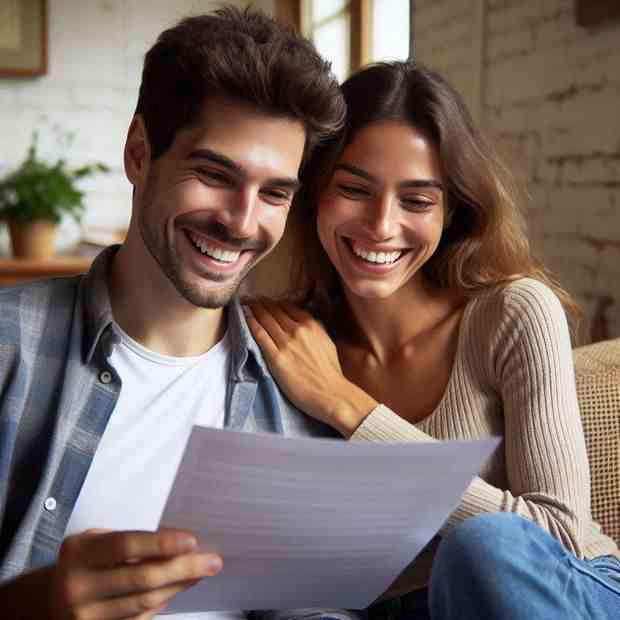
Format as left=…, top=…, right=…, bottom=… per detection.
left=0, top=256, right=93, bottom=286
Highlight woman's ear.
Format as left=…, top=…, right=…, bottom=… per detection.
left=443, top=205, right=454, bottom=230
left=124, top=115, right=151, bottom=186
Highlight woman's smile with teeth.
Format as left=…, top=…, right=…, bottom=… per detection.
left=348, top=239, right=403, bottom=265
left=187, top=231, right=241, bottom=264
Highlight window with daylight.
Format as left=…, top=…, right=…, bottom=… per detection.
left=276, top=0, right=412, bottom=83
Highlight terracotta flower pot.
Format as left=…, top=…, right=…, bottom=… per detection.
left=8, top=220, right=58, bottom=259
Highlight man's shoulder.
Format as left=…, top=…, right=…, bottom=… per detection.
left=0, top=275, right=83, bottom=310
left=0, top=276, right=83, bottom=343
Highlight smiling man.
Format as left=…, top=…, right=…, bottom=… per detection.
left=113, top=96, right=307, bottom=354
left=0, top=7, right=344, bottom=619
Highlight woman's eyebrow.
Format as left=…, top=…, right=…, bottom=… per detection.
left=399, top=179, right=443, bottom=191
left=335, top=163, right=443, bottom=192
left=334, top=163, right=378, bottom=183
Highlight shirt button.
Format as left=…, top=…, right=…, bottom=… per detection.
left=99, top=370, right=112, bottom=384
left=44, top=497, right=57, bottom=512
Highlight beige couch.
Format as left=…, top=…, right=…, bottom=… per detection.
left=574, top=338, right=620, bottom=545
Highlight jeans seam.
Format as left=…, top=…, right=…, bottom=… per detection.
left=567, top=556, right=620, bottom=598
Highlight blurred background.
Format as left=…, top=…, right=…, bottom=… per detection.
left=0, top=0, right=619, bottom=342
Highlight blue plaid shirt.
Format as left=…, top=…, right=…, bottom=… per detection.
left=0, top=245, right=337, bottom=583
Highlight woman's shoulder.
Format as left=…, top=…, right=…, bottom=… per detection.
left=467, top=277, right=565, bottom=326
left=459, top=278, right=569, bottom=365
left=455, top=278, right=572, bottom=387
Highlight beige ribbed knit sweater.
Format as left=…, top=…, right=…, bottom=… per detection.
left=349, top=278, right=618, bottom=592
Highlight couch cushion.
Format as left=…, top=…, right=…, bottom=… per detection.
left=574, top=338, right=620, bottom=544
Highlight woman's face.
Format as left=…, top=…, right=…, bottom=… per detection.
left=317, top=120, right=445, bottom=300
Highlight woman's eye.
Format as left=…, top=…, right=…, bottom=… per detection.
left=401, top=198, right=433, bottom=211
left=337, top=184, right=369, bottom=199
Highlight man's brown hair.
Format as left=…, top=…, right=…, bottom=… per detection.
left=136, top=6, right=345, bottom=164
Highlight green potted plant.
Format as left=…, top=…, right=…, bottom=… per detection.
left=0, top=131, right=109, bottom=259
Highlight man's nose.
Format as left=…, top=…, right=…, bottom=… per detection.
left=221, top=188, right=261, bottom=239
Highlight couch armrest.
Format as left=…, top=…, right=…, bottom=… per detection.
left=574, top=338, right=620, bottom=545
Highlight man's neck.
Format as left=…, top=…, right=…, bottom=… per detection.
left=109, top=243, right=226, bottom=357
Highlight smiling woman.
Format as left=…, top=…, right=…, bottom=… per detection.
left=316, top=121, right=446, bottom=303
left=246, top=61, right=620, bottom=620
left=288, top=62, right=578, bottom=335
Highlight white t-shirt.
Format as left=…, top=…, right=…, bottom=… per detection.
left=65, top=323, right=244, bottom=620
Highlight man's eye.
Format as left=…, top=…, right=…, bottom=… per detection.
left=262, top=189, right=292, bottom=205
left=197, top=169, right=230, bottom=185
left=337, top=184, right=369, bottom=199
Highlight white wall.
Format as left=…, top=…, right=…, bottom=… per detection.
left=414, top=0, right=620, bottom=340
left=0, top=0, right=274, bottom=253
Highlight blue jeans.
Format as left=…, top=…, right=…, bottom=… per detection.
left=428, top=512, right=620, bottom=619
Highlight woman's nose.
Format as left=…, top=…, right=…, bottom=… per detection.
left=367, top=194, right=397, bottom=240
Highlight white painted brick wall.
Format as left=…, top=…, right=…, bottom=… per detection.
left=0, top=0, right=273, bottom=254
left=414, top=0, right=620, bottom=340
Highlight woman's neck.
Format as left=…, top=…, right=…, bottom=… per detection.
left=343, top=275, right=462, bottom=365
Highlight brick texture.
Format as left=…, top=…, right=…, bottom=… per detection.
left=414, top=0, right=620, bottom=340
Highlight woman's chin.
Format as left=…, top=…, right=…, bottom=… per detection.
left=343, top=280, right=402, bottom=302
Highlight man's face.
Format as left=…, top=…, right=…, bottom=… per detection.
left=129, top=97, right=306, bottom=308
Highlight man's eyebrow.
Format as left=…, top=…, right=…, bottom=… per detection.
left=335, top=163, right=443, bottom=191
left=188, top=148, right=300, bottom=191
left=263, top=178, right=302, bottom=192
left=188, top=148, right=244, bottom=175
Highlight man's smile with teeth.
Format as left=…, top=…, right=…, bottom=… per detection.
left=346, top=238, right=405, bottom=265
left=187, top=230, right=242, bottom=264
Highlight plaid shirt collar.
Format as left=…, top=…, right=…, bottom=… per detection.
left=80, top=244, right=268, bottom=380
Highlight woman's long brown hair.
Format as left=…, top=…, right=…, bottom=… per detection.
left=286, top=61, right=579, bottom=338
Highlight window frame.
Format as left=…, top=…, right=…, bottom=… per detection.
left=276, top=0, right=373, bottom=73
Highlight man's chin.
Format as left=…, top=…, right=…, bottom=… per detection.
left=178, top=281, right=241, bottom=309
left=164, top=249, right=263, bottom=308
left=169, top=270, right=246, bottom=308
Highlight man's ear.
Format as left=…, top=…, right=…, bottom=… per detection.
left=124, top=115, right=151, bottom=186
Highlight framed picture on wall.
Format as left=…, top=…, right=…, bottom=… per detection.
left=0, top=0, right=48, bottom=77
left=576, top=0, right=620, bottom=27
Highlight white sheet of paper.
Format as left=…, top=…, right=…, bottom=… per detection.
left=159, top=427, right=498, bottom=613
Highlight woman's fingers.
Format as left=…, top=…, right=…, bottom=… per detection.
left=245, top=306, right=281, bottom=359
left=256, top=299, right=314, bottom=329
left=267, top=302, right=316, bottom=336
left=280, top=301, right=312, bottom=324
left=249, top=300, right=317, bottom=337
left=256, top=299, right=298, bottom=333
left=248, top=302, right=290, bottom=347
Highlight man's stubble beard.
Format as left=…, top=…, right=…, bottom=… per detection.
left=137, top=184, right=264, bottom=309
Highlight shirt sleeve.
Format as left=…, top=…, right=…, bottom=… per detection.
left=350, top=280, right=591, bottom=557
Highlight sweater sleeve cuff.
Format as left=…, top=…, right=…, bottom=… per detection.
left=350, top=404, right=436, bottom=442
